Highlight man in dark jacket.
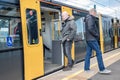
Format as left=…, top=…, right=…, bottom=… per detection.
left=84, top=8, right=111, bottom=74
left=61, top=11, right=77, bottom=71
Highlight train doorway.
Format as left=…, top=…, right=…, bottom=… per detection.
left=41, top=7, right=64, bottom=73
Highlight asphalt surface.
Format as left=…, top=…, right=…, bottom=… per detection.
left=90, top=59, right=120, bottom=80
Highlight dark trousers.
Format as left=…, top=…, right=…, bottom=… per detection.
left=84, top=40, right=105, bottom=71
left=63, top=41, right=73, bottom=66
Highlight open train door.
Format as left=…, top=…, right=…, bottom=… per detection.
left=20, top=0, right=44, bottom=80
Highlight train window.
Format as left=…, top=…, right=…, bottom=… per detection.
left=0, top=19, right=9, bottom=49
left=26, top=9, right=38, bottom=44
left=0, top=18, right=22, bottom=50
left=104, top=20, right=107, bottom=37
left=74, top=16, right=85, bottom=41
left=11, top=18, right=23, bottom=46
left=0, top=5, right=20, bottom=17
left=51, top=20, right=61, bottom=40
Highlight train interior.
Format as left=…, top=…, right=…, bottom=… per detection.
left=41, top=7, right=63, bottom=73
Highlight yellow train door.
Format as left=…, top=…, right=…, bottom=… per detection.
left=20, top=0, right=44, bottom=80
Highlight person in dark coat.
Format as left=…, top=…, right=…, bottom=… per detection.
left=27, top=10, right=38, bottom=44
left=61, top=11, right=77, bottom=71
left=84, top=8, right=111, bottom=74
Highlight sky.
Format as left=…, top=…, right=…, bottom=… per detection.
left=90, top=0, right=120, bottom=18
left=53, top=0, right=120, bottom=18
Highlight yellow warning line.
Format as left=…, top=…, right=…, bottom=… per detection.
left=62, top=52, right=120, bottom=80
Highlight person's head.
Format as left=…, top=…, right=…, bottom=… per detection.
left=62, top=11, right=69, bottom=21
left=29, top=10, right=33, bottom=16
left=89, top=8, right=97, bottom=17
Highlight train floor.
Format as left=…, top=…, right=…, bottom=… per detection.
left=38, top=48, right=120, bottom=80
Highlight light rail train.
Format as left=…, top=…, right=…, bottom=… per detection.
left=0, top=0, right=120, bottom=80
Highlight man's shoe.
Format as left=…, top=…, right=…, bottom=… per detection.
left=99, top=69, right=111, bottom=74
left=63, top=66, right=72, bottom=71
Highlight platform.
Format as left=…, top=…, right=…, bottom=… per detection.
left=38, top=49, right=120, bottom=80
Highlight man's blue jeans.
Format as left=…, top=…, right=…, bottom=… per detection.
left=84, top=40, right=105, bottom=71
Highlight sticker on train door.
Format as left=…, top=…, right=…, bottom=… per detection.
left=7, top=37, right=13, bottom=46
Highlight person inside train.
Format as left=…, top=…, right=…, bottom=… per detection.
left=61, top=11, right=77, bottom=71
left=26, top=10, right=38, bottom=44
left=14, top=20, right=22, bottom=45
left=84, top=8, right=111, bottom=74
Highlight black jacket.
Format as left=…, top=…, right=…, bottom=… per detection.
left=61, top=16, right=77, bottom=43
left=85, top=14, right=99, bottom=41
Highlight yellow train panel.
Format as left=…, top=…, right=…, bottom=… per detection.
left=99, top=14, right=104, bottom=53
left=62, top=6, right=72, bottom=16
left=20, top=0, right=44, bottom=80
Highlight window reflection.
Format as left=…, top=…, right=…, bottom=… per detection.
left=0, top=19, right=9, bottom=49
left=74, top=16, right=85, bottom=41
left=0, top=4, right=21, bottom=50
left=26, top=9, right=38, bottom=44
left=51, top=20, right=61, bottom=40
left=0, top=5, right=20, bottom=17
left=12, top=19, right=22, bottom=46
left=0, top=18, right=22, bottom=50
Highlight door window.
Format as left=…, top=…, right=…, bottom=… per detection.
left=26, top=9, right=39, bottom=44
